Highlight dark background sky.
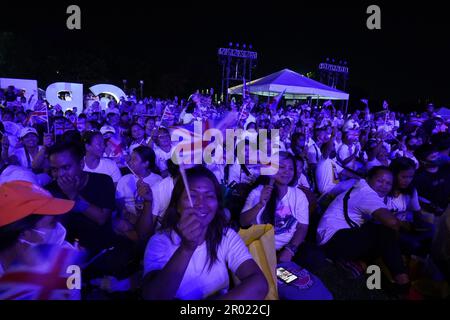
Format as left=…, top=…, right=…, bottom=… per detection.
left=1, top=1, right=449, bottom=111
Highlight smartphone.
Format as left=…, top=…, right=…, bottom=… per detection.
left=276, top=267, right=298, bottom=284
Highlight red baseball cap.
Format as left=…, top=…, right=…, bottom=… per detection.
left=0, top=181, right=75, bottom=227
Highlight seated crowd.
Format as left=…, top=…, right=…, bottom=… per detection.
left=0, top=87, right=449, bottom=300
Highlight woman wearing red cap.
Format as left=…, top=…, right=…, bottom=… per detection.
left=0, top=181, right=76, bottom=291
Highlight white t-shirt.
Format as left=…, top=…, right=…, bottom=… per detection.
left=241, top=185, right=309, bottom=250
left=334, top=140, right=343, bottom=152
left=182, top=112, right=195, bottom=124
left=297, top=173, right=311, bottom=189
left=316, top=158, right=343, bottom=194
left=116, top=173, right=163, bottom=216
left=83, top=158, right=122, bottom=183
left=306, top=142, right=321, bottom=165
left=337, top=144, right=358, bottom=170
left=366, top=158, right=383, bottom=171
left=151, top=176, right=175, bottom=218
left=129, top=139, right=150, bottom=154
left=343, top=119, right=360, bottom=132
left=0, top=164, right=40, bottom=186
left=385, top=189, right=421, bottom=222
left=143, top=228, right=253, bottom=300
left=317, top=179, right=387, bottom=245
left=227, top=162, right=261, bottom=185
left=153, top=145, right=173, bottom=173
left=12, top=146, right=44, bottom=169
left=367, top=158, right=390, bottom=171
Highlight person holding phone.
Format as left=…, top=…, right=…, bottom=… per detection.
left=240, top=151, right=332, bottom=299
left=142, top=166, right=268, bottom=300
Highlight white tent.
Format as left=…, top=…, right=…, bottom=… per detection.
left=228, top=68, right=349, bottom=100
left=437, top=107, right=450, bottom=120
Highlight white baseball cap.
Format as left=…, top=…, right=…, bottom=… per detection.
left=106, top=108, right=120, bottom=116
left=100, top=125, right=116, bottom=135
left=19, top=127, right=38, bottom=139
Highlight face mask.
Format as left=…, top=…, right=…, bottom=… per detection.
left=42, top=222, right=67, bottom=246
left=19, top=222, right=67, bottom=247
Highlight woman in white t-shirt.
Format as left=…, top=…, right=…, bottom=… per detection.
left=142, top=166, right=268, bottom=300
left=153, top=127, right=174, bottom=178
left=128, top=123, right=149, bottom=154
left=386, top=157, right=434, bottom=255
left=241, top=152, right=309, bottom=259
left=116, top=146, right=162, bottom=242
left=390, top=136, right=420, bottom=169
left=4, top=127, right=52, bottom=186
left=82, top=131, right=122, bottom=185
left=240, top=152, right=309, bottom=262
left=294, top=156, right=311, bottom=190
left=240, top=152, right=332, bottom=299
left=317, top=166, right=412, bottom=295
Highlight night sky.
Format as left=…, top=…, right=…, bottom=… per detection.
left=1, top=1, right=449, bottom=111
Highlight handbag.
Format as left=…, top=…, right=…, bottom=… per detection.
left=236, top=224, right=279, bottom=300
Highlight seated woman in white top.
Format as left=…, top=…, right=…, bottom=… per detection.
left=294, top=156, right=311, bottom=190
left=142, top=166, right=268, bottom=300
left=116, top=146, right=162, bottom=242
left=365, top=140, right=390, bottom=171
left=153, top=127, right=174, bottom=178
left=241, top=152, right=309, bottom=260
left=3, top=127, right=52, bottom=186
left=390, top=135, right=420, bottom=169
left=227, top=139, right=261, bottom=185
left=317, top=166, right=412, bottom=296
left=240, top=152, right=332, bottom=300
left=82, top=131, right=122, bottom=185
left=128, top=123, right=150, bottom=154
left=386, top=157, right=434, bottom=256
left=144, top=117, right=157, bottom=147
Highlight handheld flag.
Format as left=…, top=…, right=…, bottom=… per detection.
left=159, top=105, right=175, bottom=128
left=323, top=100, right=333, bottom=108
left=268, top=89, right=286, bottom=114
left=242, top=78, right=249, bottom=99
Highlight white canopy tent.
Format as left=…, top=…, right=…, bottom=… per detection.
left=228, top=68, right=349, bottom=100
left=437, top=107, right=450, bottom=120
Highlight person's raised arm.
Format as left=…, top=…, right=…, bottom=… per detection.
left=337, top=144, right=358, bottom=166
left=135, top=179, right=156, bottom=242
left=142, top=208, right=206, bottom=300
left=240, top=185, right=273, bottom=227
left=32, top=134, right=53, bottom=171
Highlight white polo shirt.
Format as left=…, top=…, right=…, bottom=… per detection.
left=317, top=179, right=387, bottom=245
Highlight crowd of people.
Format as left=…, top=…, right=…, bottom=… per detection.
left=0, top=84, right=449, bottom=300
